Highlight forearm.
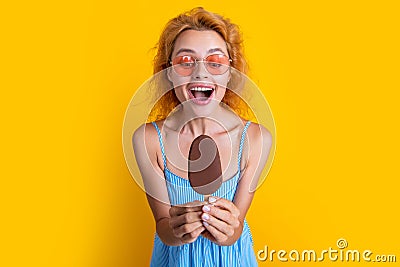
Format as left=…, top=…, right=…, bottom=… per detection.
left=156, top=217, right=184, bottom=246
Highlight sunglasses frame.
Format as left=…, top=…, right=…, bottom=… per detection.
left=170, top=54, right=232, bottom=76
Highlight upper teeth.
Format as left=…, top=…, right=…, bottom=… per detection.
left=190, top=87, right=213, bottom=91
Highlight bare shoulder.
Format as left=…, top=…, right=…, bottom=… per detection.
left=133, top=122, right=153, bottom=144
left=132, top=121, right=163, bottom=153
left=246, top=122, right=272, bottom=148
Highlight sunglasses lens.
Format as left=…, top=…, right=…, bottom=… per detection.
left=171, top=55, right=195, bottom=76
left=205, top=54, right=230, bottom=75
left=171, top=54, right=230, bottom=76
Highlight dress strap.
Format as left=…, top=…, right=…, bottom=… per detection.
left=152, top=121, right=251, bottom=172
left=238, top=120, right=251, bottom=171
left=151, top=122, right=167, bottom=169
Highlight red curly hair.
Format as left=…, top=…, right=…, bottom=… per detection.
left=148, top=7, right=254, bottom=122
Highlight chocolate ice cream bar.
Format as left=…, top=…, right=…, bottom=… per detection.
left=188, top=135, right=222, bottom=199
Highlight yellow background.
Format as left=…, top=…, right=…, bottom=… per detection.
left=1, top=0, right=399, bottom=266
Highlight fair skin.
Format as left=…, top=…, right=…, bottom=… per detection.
left=133, top=30, right=272, bottom=246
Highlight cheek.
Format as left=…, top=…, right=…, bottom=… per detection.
left=214, top=73, right=229, bottom=100
left=216, top=87, right=226, bottom=100
left=168, top=67, right=189, bottom=85
left=174, top=85, right=187, bottom=102
left=214, top=72, right=230, bottom=87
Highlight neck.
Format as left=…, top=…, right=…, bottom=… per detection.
left=181, top=117, right=219, bottom=136
left=165, top=104, right=240, bottom=136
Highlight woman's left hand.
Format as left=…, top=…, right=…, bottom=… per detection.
left=200, top=197, right=242, bottom=246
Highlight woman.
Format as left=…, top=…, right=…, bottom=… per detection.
left=133, top=7, right=272, bottom=266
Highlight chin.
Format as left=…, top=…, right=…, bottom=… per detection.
left=190, top=102, right=220, bottom=117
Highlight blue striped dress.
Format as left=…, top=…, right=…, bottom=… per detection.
left=150, top=121, right=258, bottom=267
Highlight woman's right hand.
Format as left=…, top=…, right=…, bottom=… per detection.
left=168, top=200, right=206, bottom=244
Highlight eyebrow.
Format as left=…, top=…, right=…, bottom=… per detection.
left=208, top=48, right=225, bottom=54
left=174, top=48, right=196, bottom=55
left=174, top=48, right=227, bottom=56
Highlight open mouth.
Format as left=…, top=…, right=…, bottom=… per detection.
left=187, top=84, right=215, bottom=105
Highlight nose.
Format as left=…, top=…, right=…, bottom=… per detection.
left=192, top=61, right=209, bottom=79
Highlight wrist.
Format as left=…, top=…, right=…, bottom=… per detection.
left=156, top=217, right=184, bottom=246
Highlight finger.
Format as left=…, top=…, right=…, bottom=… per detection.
left=169, top=203, right=203, bottom=217
left=210, top=198, right=240, bottom=217
left=177, top=200, right=207, bottom=208
left=202, top=219, right=228, bottom=243
left=200, top=229, right=214, bottom=241
left=202, top=205, right=233, bottom=222
left=169, top=211, right=202, bottom=228
left=202, top=213, right=235, bottom=237
left=173, top=221, right=203, bottom=238
left=203, top=204, right=240, bottom=229
left=181, top=225, right=205, bottom=243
